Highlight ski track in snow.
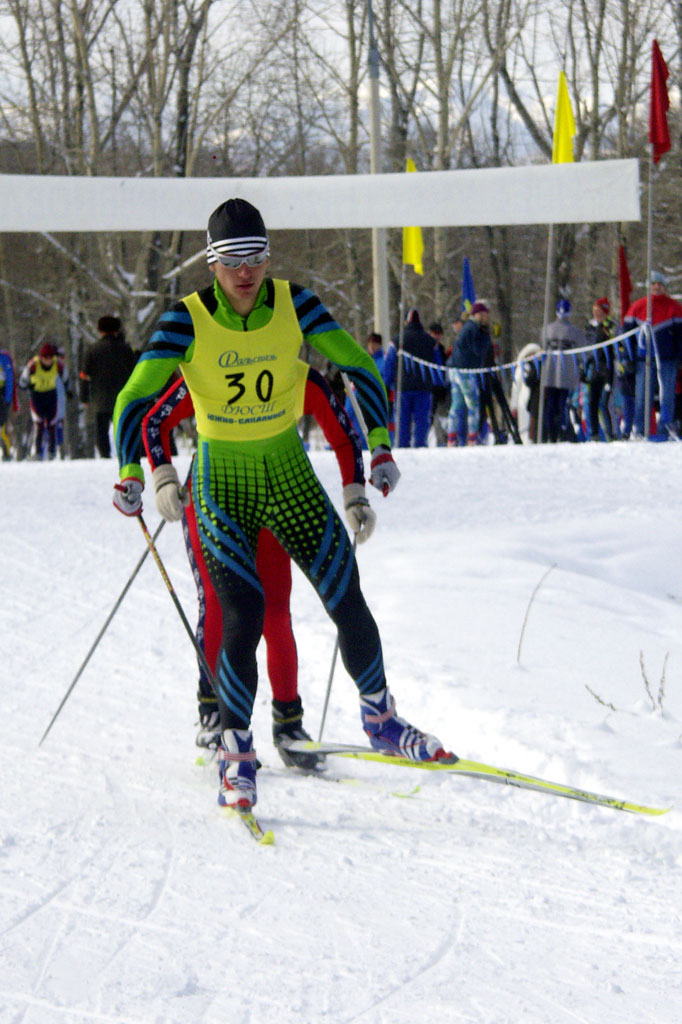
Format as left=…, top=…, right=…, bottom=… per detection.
left=2, top=444, right=682, bottom=1023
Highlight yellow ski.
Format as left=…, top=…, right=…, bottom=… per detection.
left=286, top=741, right=670, bottom=817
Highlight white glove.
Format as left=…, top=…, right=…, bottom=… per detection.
left=369, top=446, right=401, bottom=495
left=152, top=464, right=190, bottom=522
left=113, top=477, right=143, bottom=517
left=343, top=483, right=376, bottom=544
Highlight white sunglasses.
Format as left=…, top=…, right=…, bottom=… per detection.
left=208, top=242, right=269, bottom=269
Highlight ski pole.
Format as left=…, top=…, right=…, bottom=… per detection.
left=341, top=371, right=370, bottom=444
left=38, top=518, right=166, bottom=747
left=318, top=533, right=357, bottom=741
left=137, top=513, right=217, bottom=690
left=320, top=375, right=383, bottom=739
left=341, top=371, right=390, bottom=496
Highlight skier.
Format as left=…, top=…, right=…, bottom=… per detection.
left=18, top=343, right=72, bottom=459
left=141, top=361, right=374, bottom=770
left=112, top=197, right=453, bottom=812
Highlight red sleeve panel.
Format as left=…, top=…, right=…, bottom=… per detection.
left=303, top=367, right=364, bottom=487
left=142, top=375, right=194, bottom=468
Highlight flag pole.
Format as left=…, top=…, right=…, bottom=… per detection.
left=644, top=147, right=654, bottom=439
left=394, top=264, right=407, bottom=447
left=645, top=40, right=671, bottom=440
left=538, top=72, right=576, bottom=446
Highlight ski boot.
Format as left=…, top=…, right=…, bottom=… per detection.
left=195, top=696, right=221, bottom=750
left=218, top=729, right=258, bottom=809
left=272, top=697, right=325, bottom=771
left=360, top=687, right=456, bottom=762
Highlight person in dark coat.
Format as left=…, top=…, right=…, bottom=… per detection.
left=79, top=316, right=137, bottom=457
left=383, top=308, right=442, bottom=447
left=582, top=297, right=616, bottom=441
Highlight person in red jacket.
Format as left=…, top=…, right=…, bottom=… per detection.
left=623, top=270, right=682, bottom=439
left=142, top=362, right=374, bottom=770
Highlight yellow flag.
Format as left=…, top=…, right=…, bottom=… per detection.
left=552, top=72, right=576, bottom=164
left=402, top=158, right=424, bottom=274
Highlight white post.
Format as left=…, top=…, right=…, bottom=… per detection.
left=536, top=223, right=554, bottom=444
left=367, top=0, right=390, bottom=346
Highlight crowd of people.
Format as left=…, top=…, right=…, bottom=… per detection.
left=351, top=270, right=682, bottom=449
left=3, top=269, right=681, bottom=463
left=518, top=273, right=682, bottom=444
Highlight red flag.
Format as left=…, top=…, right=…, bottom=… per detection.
left=649, top=40, right=670, bottom=163
left=619, top=244, right=632, bottom=324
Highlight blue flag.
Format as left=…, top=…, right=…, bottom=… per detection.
left=462, top=258, right=476, bottom=312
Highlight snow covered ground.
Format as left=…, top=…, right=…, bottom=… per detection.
left=2, top=441, right=681, bottom=1023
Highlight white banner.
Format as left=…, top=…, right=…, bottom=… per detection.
left=0, top=160, right=639, bottom=232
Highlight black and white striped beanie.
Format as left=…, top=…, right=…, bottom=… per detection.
left=206, top=198, right=269, bottom=264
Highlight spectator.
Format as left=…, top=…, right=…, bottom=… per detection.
left=79, top=316, right=137, bottom=457
left=53, top=343, right=69, bottom=458
left=512, top=342, right=542, bottom=443
left=541, top=299, right=584, bottom=442
left=582, top=297, right=616, bottom=441
left=384, top=308, right=442, bottom=447
left=18, top=343, right=72, bottom=460
left=446, top=300, right=493, bottom=446
left=444, top=313, right=467, bottom=443
left=623, top=271, right=682, bottom=439
left=0, top=348, right=18, bottom=460
left=428, top=321, right=450, bottom=446
left=446, top=312, right=467, bottom=361
left=613, top=335, right=636, bottom=439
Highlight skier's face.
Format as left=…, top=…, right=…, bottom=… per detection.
left=213, top=255, right=269, bottom=316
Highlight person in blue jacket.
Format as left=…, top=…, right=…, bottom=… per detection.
left=623, top=271, right=682, bottom=439
left=446, top=301, right=493, bottom=445
left=0, top=348, right=17, bottom=459
left=384, top=309, right=442, bottom=447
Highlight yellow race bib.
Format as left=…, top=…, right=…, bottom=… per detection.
left=182, top=280, right=304, bottom=441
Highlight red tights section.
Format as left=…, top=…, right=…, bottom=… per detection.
left=186, top=494, right=298, bottom=701
left=256, top=529, right=298, bottom=702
